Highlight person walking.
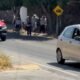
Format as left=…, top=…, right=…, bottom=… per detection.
left=40, top=16, right=47, bottom=33
left=37, top=18, right=40, bottom=33
left=15, top=17, right=21, bottom=31
left=26, top=16, right=32, bottom=36
left=31, top=14, right=39, bottom=32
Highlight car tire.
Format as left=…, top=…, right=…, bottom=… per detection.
left=1, top=36, right=6, bottom=41
left=56, top=49, right=65, bottom=64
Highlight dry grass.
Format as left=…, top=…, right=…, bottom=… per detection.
left=0, top=51, right=12, bottom=70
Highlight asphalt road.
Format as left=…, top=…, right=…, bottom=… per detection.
left=0, top=34, right=56, bottom=64
left=0, top=29, right=80, bottom=79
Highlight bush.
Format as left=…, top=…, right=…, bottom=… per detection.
left=0, top=54, right=12, bottom=70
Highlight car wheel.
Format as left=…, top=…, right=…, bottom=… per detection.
left=1, top=36, right=6, bottom=41
left=56, top=49, right=65, bottom=64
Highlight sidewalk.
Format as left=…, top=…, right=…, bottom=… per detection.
left=19, top=31, right=57, bottom=47
left=7, top=25, right=57, bottom=46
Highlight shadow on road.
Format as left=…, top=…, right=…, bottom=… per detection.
left=48, top=62, right=80, bottom=72
left=7, top=29, right=53, bottom=42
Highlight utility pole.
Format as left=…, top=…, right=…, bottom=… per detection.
left=53, top=0, right=63, bottom=37
left=57, top=0, right=62, bottom=35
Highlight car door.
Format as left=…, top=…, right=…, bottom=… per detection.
left=61, top=27, right=75, bottom=59
left=71, top=28, right=80, bottom=60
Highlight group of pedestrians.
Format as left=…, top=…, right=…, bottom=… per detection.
left=13, top=14, right=47, bottom=36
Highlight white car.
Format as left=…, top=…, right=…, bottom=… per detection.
left=56, top=24, right=80, bottom=64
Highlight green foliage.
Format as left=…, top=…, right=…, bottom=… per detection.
left=0, top=0, right=70, bottom=10
left=0, top=0, right=74, bottom=10
left=0, top=0, right=22, bottom=10
left=14, top=0, right=23, bottom=7
left=22, top=0, right=69, bottom=11
left=62, top=0, right=69, bottom=6
left=0, top=0, right=13, bottom=10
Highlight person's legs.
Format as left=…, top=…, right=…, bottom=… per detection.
left=40, top=25, right=43, bottom=33
left=29, top=26, right=32, bottom=36
left=43, top=25, right=46, bottom=33
left=42, top=25, right=45, bottom=33
left=27, top=27, right=29, bottom=35
left=15, top=25, right=20, bottom=31
left=27, top=27, right=31, bottom=36
left=17, top=25, right=21, bottom=31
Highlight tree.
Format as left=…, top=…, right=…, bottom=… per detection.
left=22, top=0, right=70, bottom=34
left=0, top=0, right=23, bottom=10
left=0, top=0, right=75, bottom=34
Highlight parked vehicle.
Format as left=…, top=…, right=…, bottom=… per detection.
left=0, top=20, right=7, bottom=41
left=56, top=24, right=80, bottom=64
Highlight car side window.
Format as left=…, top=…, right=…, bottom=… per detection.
left=63, top=27, right=74, bottom=38
left=72, top=28, right=80, bottom=41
